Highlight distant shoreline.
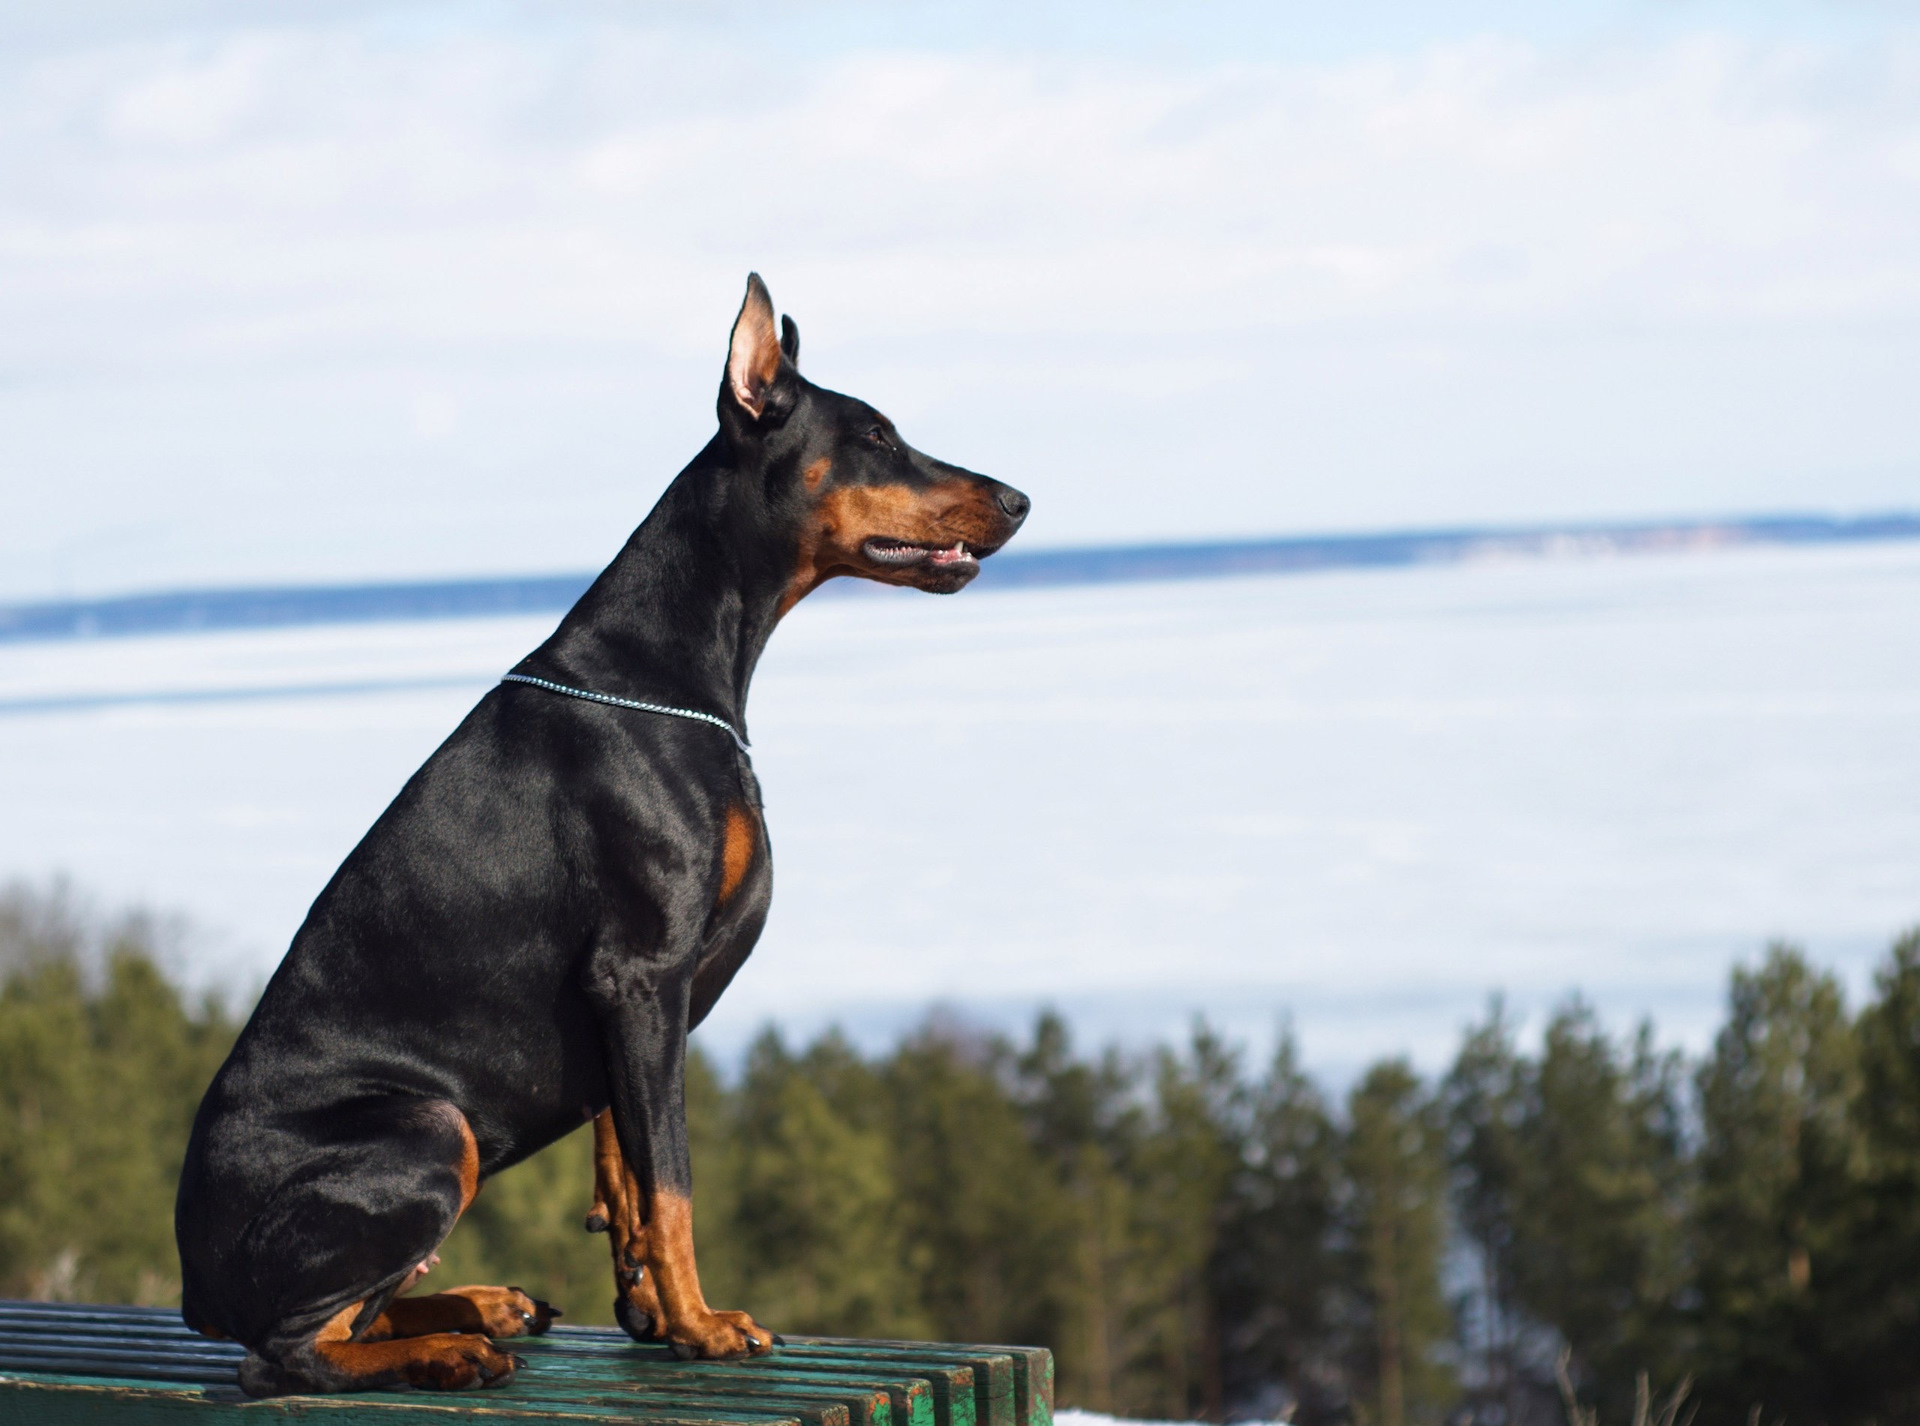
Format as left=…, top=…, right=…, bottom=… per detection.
left=4, top=511, right=1917, bottom=646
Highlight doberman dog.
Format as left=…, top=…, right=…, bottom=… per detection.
left=174, top=274, right=1030, bottom=1396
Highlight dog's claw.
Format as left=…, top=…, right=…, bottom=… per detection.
left=584, top=1210, right=609, bottom=1233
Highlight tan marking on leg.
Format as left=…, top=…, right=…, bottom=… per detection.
left=719, top=804, right=756, bottom=904
left=642, top=1188, right=773, bottom=1358
left=590, top=1110, right=635, bottom=1243
left=307, top=1298, right=518, bottom=1390
left=316, top=1301, right=364, bottom=1345
left=591, top=1110, right=664, bottom=1336
left=375, top=1287, right=552, bottom=1339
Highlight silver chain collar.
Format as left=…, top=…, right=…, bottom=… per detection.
left=499, top=673, right=749, bottom=755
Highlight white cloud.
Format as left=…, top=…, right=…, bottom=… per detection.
left=2, top=11, right=1919, bottom=597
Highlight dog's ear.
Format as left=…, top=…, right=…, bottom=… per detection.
left=780, top=315, right=800, bottom=368
left=726, top=274, right=783, bottom=420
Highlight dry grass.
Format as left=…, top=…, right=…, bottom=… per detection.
left=1556, top=1349, right=1695, bottom=1426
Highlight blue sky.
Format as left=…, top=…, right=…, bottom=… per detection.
left=4, top=0, right=1919, bottom=599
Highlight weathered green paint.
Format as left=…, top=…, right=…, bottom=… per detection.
left=775, top=1345, right=1016, bottom=1426
left=523, top=1334, right=936, bottom=1426
left=755, top=1352, right=976, bottom=1426
left=0, top=1375, right=780, bottom=1424
left=0, top=1302, right=1053, bottom=1426
left=791, top=1340, right=1052, bottom=1426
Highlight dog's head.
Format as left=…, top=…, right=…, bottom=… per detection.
left=716, top=274, right=1029, bottom=606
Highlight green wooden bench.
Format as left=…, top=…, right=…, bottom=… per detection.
left=0, top=1302, right=1053, bottom=1426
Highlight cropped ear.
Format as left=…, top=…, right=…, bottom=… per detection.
left=726, top=273, right=782, bottom=420
left=780, top=315, right=800, bottom=368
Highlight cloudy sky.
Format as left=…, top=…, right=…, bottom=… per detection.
left=5, top=1, right=1919, bottom=602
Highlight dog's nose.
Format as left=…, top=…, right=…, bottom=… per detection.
left=996, top=486, right=1031, bottom=522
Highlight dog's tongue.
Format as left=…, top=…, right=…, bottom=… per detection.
left=928, top=543, right=972, bottom=566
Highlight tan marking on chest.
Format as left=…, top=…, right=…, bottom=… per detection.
left=454, top=1113, right=480, bottom=1211
left=719, top=804, right=757, bottom=904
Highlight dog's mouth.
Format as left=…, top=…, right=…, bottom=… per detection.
left=861, top=537, right=985, bottom=574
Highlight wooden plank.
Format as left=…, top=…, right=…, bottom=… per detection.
left=0, top=1373, right=812, bottom=1426
left=792, top=1342, right=1052, bottom=1426
left=513, top=1364, right=868, bottom=1426
left=704, top=1362, right=937, bottom=1426
left=0, top=1312, right=946, bottom=1423
left=530, top=1329, right=943, bottom=1426
left=773, top=1345, right=1013, bottom=1426
left=520, top=1337, right=906, bottom=1426
left=0, top=1339, right=851, bottom=1426
left=515, top=1383, right=847, bottom=1426
left=0, top=1301, right=1049, bottom=1426
left=0, top=1335, right=228, bottom=1389
left=0, top=1374, right=790, bottom=1425
left=724, top=1358, right=956, bottom=1426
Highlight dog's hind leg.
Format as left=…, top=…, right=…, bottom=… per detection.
left=366, top=1285, right=556, bottom=1341
left=245, top=1299, right=522, bottom=1396
left=228, top=1098, right=531, bottom=1396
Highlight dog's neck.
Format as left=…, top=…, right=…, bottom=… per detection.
left=530, top=436, right=804, bottom=736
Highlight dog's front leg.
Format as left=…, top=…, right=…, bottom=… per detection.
left=588, top=957, right=772, bottom=1360
left=587, top=1107, right=667, bottom=1340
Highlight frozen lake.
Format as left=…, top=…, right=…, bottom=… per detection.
left=3, top=541, right=1918, bottom=1077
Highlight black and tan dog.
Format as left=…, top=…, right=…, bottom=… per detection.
left=174, top=275, right=1029, bottom=1396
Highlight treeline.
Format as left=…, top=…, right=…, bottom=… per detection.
left=7, top=882, right=1920, bottom=1424
left=0, top=884, right=237, bottom=1305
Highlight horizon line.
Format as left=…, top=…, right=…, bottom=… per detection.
left=5, top=509, right=1917, bottom=647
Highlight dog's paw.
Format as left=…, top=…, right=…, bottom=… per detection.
left=447, top=1286, right=557, bottom=1338
left=401, top=1333, right=521, bottom=1391
left=664, top=1307, right=775, bottom=1360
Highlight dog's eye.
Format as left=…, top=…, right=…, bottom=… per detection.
left=864, top=425, right=889, bottom=447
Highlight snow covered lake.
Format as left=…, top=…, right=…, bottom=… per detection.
left=3, top=540, right=1917, bottom=1078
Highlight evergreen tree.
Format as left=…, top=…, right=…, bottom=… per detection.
left=1443, top=999, right=1549, bottom=1425
left=1341, top=1060, right=1454, bottom=1426
left=1509, top=1005, right=1692, bottom=1420
left=1213, top=1029, right=1343, bottom=1423
left=725, top=1030, right=925, bottom=1337
left=1692, top=945, right=1861, bottom=1422
left=881, top=1024, right=1054, bottom=1349
left=1130, top=1025, right=1247, bottom=1420
left=1014, top=1012, right=1142, bottom=1414
left=1837, top=928, right=1920, bottom=1423
left=0, top=884, right=237, bottom=1304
